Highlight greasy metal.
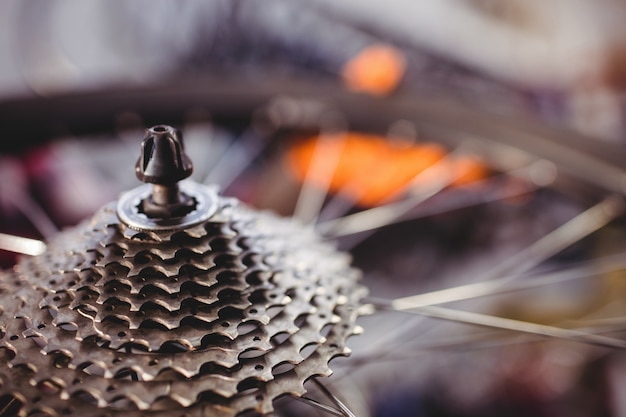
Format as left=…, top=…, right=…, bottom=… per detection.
left=0, top=126, right=366, bottom=416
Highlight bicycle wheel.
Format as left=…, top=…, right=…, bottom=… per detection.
left=1, top=76, right=626, bottom=417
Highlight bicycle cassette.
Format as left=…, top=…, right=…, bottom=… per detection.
left=0, top=125, right=366, bottom=416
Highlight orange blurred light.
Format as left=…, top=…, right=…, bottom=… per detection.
left=341, top=44, right=407, bottom=95
left=286, top=133, right=487, bottom=207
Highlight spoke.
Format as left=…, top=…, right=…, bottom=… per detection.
left=317, top=187, right=443, bottom=238
left=7, top=194, right=58, bottom=239
left=373, top=302, right=626, bottom=349
left=318, top=160, right=559, bottom=238
left=317, top=150, right=462, bottom=240
left=316, top=184, right=360, bottom=225
left=199, top=124, right=233, bottom=185
left=380, top=251, right=626, bottom=310
left=477, top=196, right=624, bottom=281
left=349, top=315, right=428, bottom=360
left=0, top=159, right=57, bottom=239
left=175, top=121, right=214, bottom=183
left=0, top=233, right=46, bottom=256
left=352, top=197, right=624, bottom=366
left=311, top=378, right=357, bottom=417
left=316, top=143, right=461, bottom=223
left=342, top=312, right=626, bottom=371
left=349, top=258, right=626, bottom=370
left=340, top=331, right=523, bottom=371
left=202, top=128, right=267, bottom=190
left=292, top=132, right=347, bottom=225
left=0, top=396, right=22, bottom=416
left=294, top=396, right=344, bottom=417
left=369, top=196, right=622, bottom=311
left=354, top=253, right=626, bottom=355
left=320, top=174, right=536, bottom=235
left=566, top=317, right=626, bottom=334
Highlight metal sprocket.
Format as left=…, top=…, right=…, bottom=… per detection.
left=0, top=128, right=366, bottom=416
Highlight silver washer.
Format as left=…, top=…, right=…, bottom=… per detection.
left=116, top=181, right=219, bottom=231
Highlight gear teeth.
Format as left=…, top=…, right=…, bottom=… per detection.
left=0, top=189, right=366, bottom=416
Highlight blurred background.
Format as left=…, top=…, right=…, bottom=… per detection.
left=3, top=0, right=626, bottom=138
left=3, top=1, right=626, bottom=416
